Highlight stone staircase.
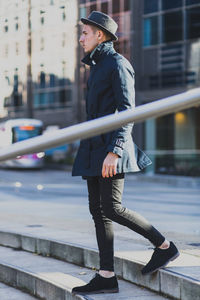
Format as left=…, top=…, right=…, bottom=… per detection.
left=0, top=230, right=199, bottom=300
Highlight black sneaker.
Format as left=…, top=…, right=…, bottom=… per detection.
left=141, top=241, right=180, bottom=275
left=72, top=273, right=119, bottom=295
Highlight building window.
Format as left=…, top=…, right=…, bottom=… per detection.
left=62, top=33, right=66, bottom=47
left=41, top=16, right=44, bottom=25
left=40, top=37, right=44, bottom=51
left=89, top=4, right=97, bottom=13
left=162, top=11, right=183, bottom=43
left=144, top=16, right=158, bottom=46
left=49, top=74, right=56, bottom=87
left=39, top=92, right=48, bottom=106
left=14, top=74, right=18, bottom=93
left=40, top=72, right=46, bottom=88
left=15, top=23, right=19, bottom=31
left=101, top=2, right=108, bottom=14
left=186, top=0, right=200, bottom=5
left=186, top=7, right=200, bottom=39
left=124, top=0, right=130, bottom=11
left=162, top=0, right=182, bottom=10
left=59, top=89, right=72, bottom=105
left=144, top=0, right=159, bottom=14
left=156, top=114, right=174, bottom=150
left=80, top=7, right=87, bottom=18
left=4, top=25, right=8, bottom=32
left=62, top=12, right=66, bottom=21
left=4, top=44, right=9, bottom=57
left=16, top=42, right=19, bottom=55
left=112, top=0, right=120, bottom=14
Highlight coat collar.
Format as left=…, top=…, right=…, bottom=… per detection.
left=82, top=41, right=115, bottom=66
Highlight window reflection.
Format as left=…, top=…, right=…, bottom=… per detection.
left=144, top=16, right=158, bottom=46
left=144, top=0, right=158, bottom=14
left=186, top=7, right=200, bottom=39
left=162, top=0, right=182, bottom=10
left=101, top=2, right=108, bottom=14
left=186, top=0, right=200, bottom=5
left=162, top=11, right=183, bottom=43
left=80, top=7, right=87, bottom=18
left=124, top=0, right=130, bottom=11
left=112, top=0, right=120, bottom=14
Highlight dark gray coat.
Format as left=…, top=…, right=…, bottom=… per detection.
left=72, top=41, right=151, bottom=177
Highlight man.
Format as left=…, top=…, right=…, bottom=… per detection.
left=72, top=11, right=179, bottom=295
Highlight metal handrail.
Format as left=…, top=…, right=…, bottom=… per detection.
left=0, top=87, right=200, bottom=162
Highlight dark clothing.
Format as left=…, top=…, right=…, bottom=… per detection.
left=87, top=175, right=165, bottom=271
left=72, top=41, right=165, bottom=273
left=72, top=41, right=151, bottom=177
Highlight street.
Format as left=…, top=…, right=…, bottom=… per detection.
left=0, top=168, right=199, bottom=251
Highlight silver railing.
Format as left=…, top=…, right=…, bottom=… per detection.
left=0, top=87, right=200, bottom=162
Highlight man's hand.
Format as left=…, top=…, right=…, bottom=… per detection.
left=102, top=152, right=119, bottom=178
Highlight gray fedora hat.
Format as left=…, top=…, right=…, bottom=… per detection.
left=81, top=11, right=118, bottom=41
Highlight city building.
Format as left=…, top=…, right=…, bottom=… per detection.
left=0, top=0, right=78, bottom=128
left=1, top=0, right=199, bottom=175
left=136, top=0, right=200, bottom=176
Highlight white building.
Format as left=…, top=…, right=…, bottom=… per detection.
left=0, top=0, right=78, bottom=128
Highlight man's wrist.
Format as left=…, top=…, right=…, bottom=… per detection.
left=108, top=152, right=119, bottom=158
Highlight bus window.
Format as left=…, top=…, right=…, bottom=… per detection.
left=12, top=126, right=42, bottom=143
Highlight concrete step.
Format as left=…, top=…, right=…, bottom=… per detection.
left=0, top=282, right=37, bottom=300
left=0, top=231, right=199, bottom=300
left=0, top=245, right=170, bottom=300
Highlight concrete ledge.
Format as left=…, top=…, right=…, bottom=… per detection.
left=0, top=261, right=86, bottom=300
left=181, top=277, right=200, bottom=300
left=128, top=174, right=200, bottom=188
left=160, top=270, right=182, bottom=299
left=0, top=230, right=199, bottom=300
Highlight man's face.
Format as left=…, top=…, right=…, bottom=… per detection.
left=79, top=24, right=99, bottom=53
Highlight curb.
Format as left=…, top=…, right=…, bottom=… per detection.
left=0, top=230, right=199, bottom=300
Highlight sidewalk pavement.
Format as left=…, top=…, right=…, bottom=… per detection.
left=0, top=168, right=199, bottom=299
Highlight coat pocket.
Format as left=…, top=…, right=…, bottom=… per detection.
left=135, top=144, right=152, bottom=169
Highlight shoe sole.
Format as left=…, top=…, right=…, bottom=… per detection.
left=72, top=287, right=119, bottom=295
left=142, top=251, right=180, bottom=275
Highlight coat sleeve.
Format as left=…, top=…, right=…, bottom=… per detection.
left=106, top=60, right=135, bottom=157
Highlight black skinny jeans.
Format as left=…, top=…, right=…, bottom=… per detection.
left=87, top=173, right=165, bottom=272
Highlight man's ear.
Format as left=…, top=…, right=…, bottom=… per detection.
left=97, top=30, right=103, bottom=40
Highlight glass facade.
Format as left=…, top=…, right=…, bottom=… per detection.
left=186, top=7, right=200, bottom=39
left=142, top=0, right=200, bottom=176
left=144, top=0, right=159, bottom=14
left=143, top=1, right=200, bottom=47
left=162, top=11, right=183, bottom=43
left=186, top=0, right=200, bottom=4
left=112, top=0, right=120, bottom=14
left=144, top=17, right=158, bottom=46
left=101, top=2, right=108, bottom=14
left=162, top=0, right=182, bottom=10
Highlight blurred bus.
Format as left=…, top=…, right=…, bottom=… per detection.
left=0, top=118, right=44, bottom=168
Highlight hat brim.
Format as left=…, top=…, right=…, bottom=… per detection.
left=81, top=17, right=118, bottom=41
